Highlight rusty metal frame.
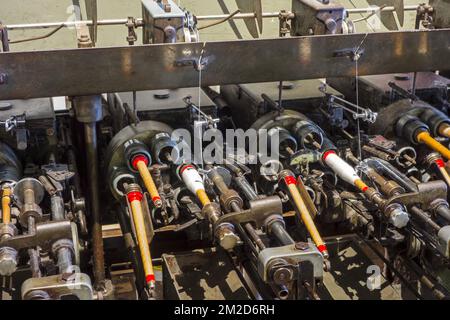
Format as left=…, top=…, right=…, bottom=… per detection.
left=0, top=29, right=449, bottom=100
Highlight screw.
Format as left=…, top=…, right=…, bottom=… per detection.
left=295, top=242, right=309, bottom=251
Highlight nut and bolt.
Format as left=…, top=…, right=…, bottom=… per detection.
left=216, top=223, right=240, bottom=251
left=295, top=242, right=309, bottom=251
left=0, top=247, right=18, bottom=276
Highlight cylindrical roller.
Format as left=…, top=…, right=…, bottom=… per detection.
left=420, top=108, right=450, bottom=137
left=322, top=150, right=369, bottom=192
left=2, top=186, right=11, bottom=224
left=265, top=215, right=295, bottom=246
left=280, top=170, right=328, bottom=258
left=395, top=114, right=429, bottom=145
left=416, top=131, right=450, bottom=160
left=126, top=186, right=156, bottom=292
left=135, top=160, right=162, bottom=208
left=439, top=123, right=450, bottom=138
left=396, top=114, right=450, bottom=160
left=268, top=127, right=297, bottom=158
left=293, top=120, right=324, bottom=150
left=150, top=132, right=179, bottom=165
left=179, top=164, right=210, bottom=207
left=125, top=140, right=162, bottom=208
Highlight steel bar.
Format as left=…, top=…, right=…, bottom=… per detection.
left=4, top=6, right=420, bottom=31
left=6, top=19, right=132, bottom=31
left=84, top=122, right=106, bottom=291
left=0, top=29, right=449, bottom=100
left=86, top=0, right=98, bottom=43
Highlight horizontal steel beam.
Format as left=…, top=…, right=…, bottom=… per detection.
left=0, top=29, right=449, bottom=100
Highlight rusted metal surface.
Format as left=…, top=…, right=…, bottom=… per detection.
left=162, top=247, right=251, bottom=300
left=0, top=29, right=449, bottom=100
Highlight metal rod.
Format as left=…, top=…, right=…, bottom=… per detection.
left=1, top=187, right=12, bottom=224
left=5, top=6, right=420, bottom=31
left=6, top=19, right=132, bottom=31
left=271, top=221, right=295, bottom=246
left=84, top=122, right=106, bottom=291
left=410, top=206, right=441, bottom=232
left=27, top=216, right=41, bottom=278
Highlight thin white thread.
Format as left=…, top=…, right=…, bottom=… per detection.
left=356, top=59, right=362, bottom=160
left=197, top=42, right=207, bottom=167
left=197, top=42, right=206, bottom=120
left=354, top=33, right=368, bottom=160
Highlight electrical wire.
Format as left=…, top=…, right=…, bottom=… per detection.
left=9, top=23, right=65, bottom=44
left=353, top=5, right=387, bottom=23
left=197, top=9, right=241, bottom=30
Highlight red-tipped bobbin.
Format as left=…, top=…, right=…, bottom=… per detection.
left=322, top=150, right=336, bottom=161
left=179, top=164, right=195, bottom=175
left=131, top=155, right=150, bottom=171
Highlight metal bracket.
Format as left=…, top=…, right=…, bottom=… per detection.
left=333, top=47, right=365, bottom=61
left=257, top=242, right=323, bottom=282
left=325, top=93, right=378, bottom=123
left=0, top=113, right=26, bottom=132
left=0, top=221, right=74, bottom=251
left=214, top=196, right=283, bottom=228
left=22, top=273, right=94, bottom=300
left=385, top=180, right=448, bottom=210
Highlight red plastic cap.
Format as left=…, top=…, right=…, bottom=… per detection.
left=436, top=159, right=446, bottom=168
left=317, top=244, right=328, bottom=253
left=146, top=274, right=155, bottom=283
left=180, top=164, right=195, bottom=175
left=322, top=150, right=336, bottom=161
left=127, top=191, right=143, bottom=202
left=131, top=155, right=149, bottom=170
left=284, top=176, right=297, bottom=186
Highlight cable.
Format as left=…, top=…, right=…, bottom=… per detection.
left=197, top=9, right=241, bottom=30
left=9, top=23, right=65, bottom=44
left=353, top=5, right=387, bottom=23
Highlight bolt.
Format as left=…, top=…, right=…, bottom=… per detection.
left=387, top=205, right=410, bottom=228
left=0, top=247, right=18, bottom=276
left=216, top=224, right=240, bottom=250
left=295, top=242, right=309, bottom=251
left=272, top=267, right=294, bottom=285
left=46, top=128, right=55, bottom=136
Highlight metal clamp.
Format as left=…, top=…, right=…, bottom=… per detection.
left=0, top=113, right=26, bottom=132
left=324, top=93, right=378, bottom=123
left=214, top=196, right=283, bottom=228
left=257, top=242, right=324, bottom=282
